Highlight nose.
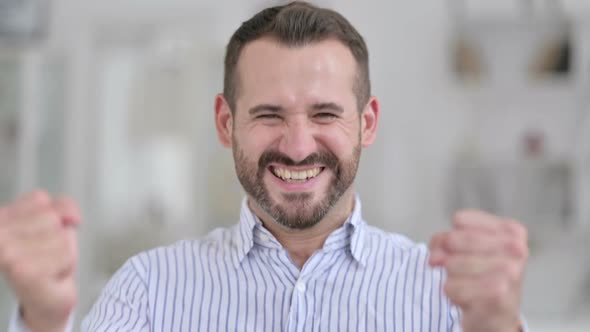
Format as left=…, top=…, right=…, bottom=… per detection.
left=277, top=116, right=318, bottom=163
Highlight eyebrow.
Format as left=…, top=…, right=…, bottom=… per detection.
left=248, top=102, right=345, bottom=116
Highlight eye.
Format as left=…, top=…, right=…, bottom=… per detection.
left=256, top=114, right=281, bottom=120
left=314, top=113, right=339, bottom=119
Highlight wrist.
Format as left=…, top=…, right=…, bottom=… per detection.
left=21, top=306, right=70, bottom=332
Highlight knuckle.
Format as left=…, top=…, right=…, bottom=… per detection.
left=28, top=190, right=51, bottom=206
left=454, top=209, right=486, bottom=222
left=453, top=210, right=466, bottom=220
left=505, top=218, right=526, bottom=237
left=453, top=210, right=471, bottom=223
left=507, top=237, right=528, bottom=259
left=30, top=188, right=50, bottom=203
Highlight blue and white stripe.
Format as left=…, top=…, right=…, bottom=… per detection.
left=80, top=195, right=462, bottom=331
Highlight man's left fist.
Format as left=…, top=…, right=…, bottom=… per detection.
left=428, top=210, right=529, bottom=332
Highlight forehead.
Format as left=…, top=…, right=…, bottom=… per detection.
left=235, top=37, right=358, bottom=111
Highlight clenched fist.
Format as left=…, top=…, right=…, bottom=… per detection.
left=0, top=191, right=81, bottom=332
left=429, top=210, right=529, bottom=332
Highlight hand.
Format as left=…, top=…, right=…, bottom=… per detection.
left=0, top=191, right=81, bottom=332
left=428, top=210, right=528, bottom=332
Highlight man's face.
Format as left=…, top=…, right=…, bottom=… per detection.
left=222, top=38, right=370, bottom=229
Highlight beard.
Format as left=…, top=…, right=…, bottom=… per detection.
left=233, top=139, right=361, bottom=230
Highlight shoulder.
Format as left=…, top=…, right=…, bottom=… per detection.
left=360, top=224, right=435, bottom=270
left=125, top=225, right=238, bottom=275
left=361, top=225, right=447, bottom=284
left=364, top=224, right=428, bottom=252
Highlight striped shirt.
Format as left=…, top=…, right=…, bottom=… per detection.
left=12, top=196, right=465, bottom=331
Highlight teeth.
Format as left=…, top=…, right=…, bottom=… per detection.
left=272, top=167, right=322, bottom=182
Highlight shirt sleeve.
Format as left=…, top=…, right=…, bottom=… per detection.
left=448, top=303, right=463, bottom=332
left=8, top=307, right=74, bottom=332
left=447, top=303, right=529, bottom=332
left=82, top=256, right=150, bottom=331
left=519, top=314, right=530, bottom=332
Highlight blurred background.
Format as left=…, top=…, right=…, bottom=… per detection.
left=0, top=0, right=589, bottom=330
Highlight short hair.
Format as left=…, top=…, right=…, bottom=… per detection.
left=223, top=1, right=371, bottom=113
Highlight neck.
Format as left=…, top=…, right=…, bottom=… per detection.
left=249, top=190, right=355, bottom=269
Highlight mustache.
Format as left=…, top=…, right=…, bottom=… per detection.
left=258, top=150, right=339, bottom=171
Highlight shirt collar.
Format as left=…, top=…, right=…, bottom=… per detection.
left=231, top=198, right=259, bottom=268
left=232, top=194, right=368, bottom=268
left=345, top=194, right=369, bottom=266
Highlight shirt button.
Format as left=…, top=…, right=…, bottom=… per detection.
left=295, top=281, right=306, bottom=293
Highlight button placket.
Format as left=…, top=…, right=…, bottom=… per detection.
left=295, top=280, right=306, bottom=293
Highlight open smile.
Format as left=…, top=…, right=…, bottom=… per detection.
left=268, top=165, right=326, bottom=183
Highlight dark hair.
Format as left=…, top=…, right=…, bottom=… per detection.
left=223, top=1, right=370, bottom=113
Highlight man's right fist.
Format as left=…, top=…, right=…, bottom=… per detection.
left=0, top=190, right=81, bottom=332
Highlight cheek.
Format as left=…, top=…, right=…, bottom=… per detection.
left=316, top=127, right=359, bottom=157
left=235, top=126, right=279, bottom=155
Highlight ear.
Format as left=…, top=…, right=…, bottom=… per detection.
left=215, top=94, right=233, bottom=148
left=360, top=96, right=379, bottom=147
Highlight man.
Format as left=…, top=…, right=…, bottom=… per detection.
left=2, top=2, right=528, bottom=331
